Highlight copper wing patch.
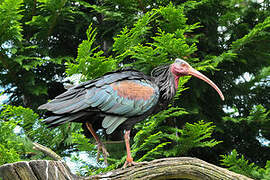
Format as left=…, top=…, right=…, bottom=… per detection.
left=111, top=80, right=155, bottom=100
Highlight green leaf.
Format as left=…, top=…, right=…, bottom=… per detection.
left=220, top=149, right=262, bottom=179
left=0, top=0, right=23, bottom=45
left=66, top=24, right=118, bottom=80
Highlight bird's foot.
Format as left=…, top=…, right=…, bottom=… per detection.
left=96, top=141, right=109, bottom=165
left=122, top=157, right=138, bottom=169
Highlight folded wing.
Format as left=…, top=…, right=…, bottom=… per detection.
left=39, top=70, right=160, bottom=134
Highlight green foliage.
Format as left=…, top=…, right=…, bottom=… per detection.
left=66, top=25, right=118, bottom=81
left=220, top=149, right=259, bottom=178
left=26, top=0, right=85, bottom=40
left=220, top=149, right=270, bottom=179
left=113, top=11, right=156, bottom=55
left=156, top=3, right=188, bottom=32
left=69, top=131, right=103, bottom=175
left=131, top=107, right=221, bottom=162
left=231, top=16, right=270, bottom=51
left=152, top=28, right=197, bottom=58
left=166, top=120, right=222, bottom=156
left=223, top=104, right=270, bottom=124
left=208, top=14, right=270, bottom=70
left=0, top=104, right=82, bottom=163
left=222, top=104, right=270, bottom=146
left=1, top=105, right=39, bottom=130
left=0, top=105, right=43, bottom=165
left=0, top=0, right=23, bottom=45
left=112, top=3, right=202, bottom=73
left=0, top=0, right=93, bottom=108
left=132, top=107, right=188, bottom=159
left=0, top=118, right=23, bottom=165
left=72, top=130, right=96, bottom=153
left=259, top=162, right=270, bottom=180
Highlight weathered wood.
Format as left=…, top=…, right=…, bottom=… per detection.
left=89, top=157, right=254, bottom=180
left=0, top=160, right=83, bottom=180
left=0, top=157, right=254, bottom=180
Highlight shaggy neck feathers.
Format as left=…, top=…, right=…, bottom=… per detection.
left=151, top=65, right=177, bottom=102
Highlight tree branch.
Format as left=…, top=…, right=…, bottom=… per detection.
left=32, top=142, right=62, bottom=161
left=89, top=157, right=253, bottom=180
left=0, top=157, right=254, bottom=180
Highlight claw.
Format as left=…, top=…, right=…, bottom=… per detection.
left=96, top=141, right=109, bottom=165
left=85, top=122, right=109, bottom=165
left=122, top=157, right=138, bottom=169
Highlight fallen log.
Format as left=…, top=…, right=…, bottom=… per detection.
left=0, top=157, right=253, bottom=180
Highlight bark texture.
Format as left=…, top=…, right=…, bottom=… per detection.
left=0, top=157, right=254, bottom=180
left=0, top=160, right=82, bottom=180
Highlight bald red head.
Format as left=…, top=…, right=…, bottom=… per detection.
left=171, top=58, right=224, bottom=101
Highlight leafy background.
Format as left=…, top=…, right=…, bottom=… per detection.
left=0, top=0, right=270, bottom=179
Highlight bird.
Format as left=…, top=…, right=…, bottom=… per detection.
left=38, top=58, right=224, bottom=167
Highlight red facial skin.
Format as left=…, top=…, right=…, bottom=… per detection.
left=171, top=60, right=224, bottom=101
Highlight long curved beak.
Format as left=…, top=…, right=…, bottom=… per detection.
left=189, top=68, right=224, bottom=101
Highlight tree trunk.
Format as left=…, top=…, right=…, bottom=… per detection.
left=0, top=157, right=253, bottom=180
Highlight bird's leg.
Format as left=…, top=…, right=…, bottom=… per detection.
left=85, top=122, right=109, bottom=165
left=123, top=130, right=137, bottom=168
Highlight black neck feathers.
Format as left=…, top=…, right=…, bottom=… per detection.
left=151, top=65, right=177, bottom=103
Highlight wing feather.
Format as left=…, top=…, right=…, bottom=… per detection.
left=105, top=116, right=128, bottom=134
left=99, top=94, right=117, bottom=112
left=54, top=89, right=78, bottom=99
left=53, top=99, right=86, bottom=114
left=90, top=91, right=108, bottom=107
left=102, top=115, right=119, bottom=129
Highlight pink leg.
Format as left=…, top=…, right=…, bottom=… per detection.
left=86, top=122, right=109, bottom=165
left=123, top=130, right=137, bottom=168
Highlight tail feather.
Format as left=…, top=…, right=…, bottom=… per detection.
left=39, top=93, right=86, bottom=113
left=43, top=111, right=88, bottom=128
